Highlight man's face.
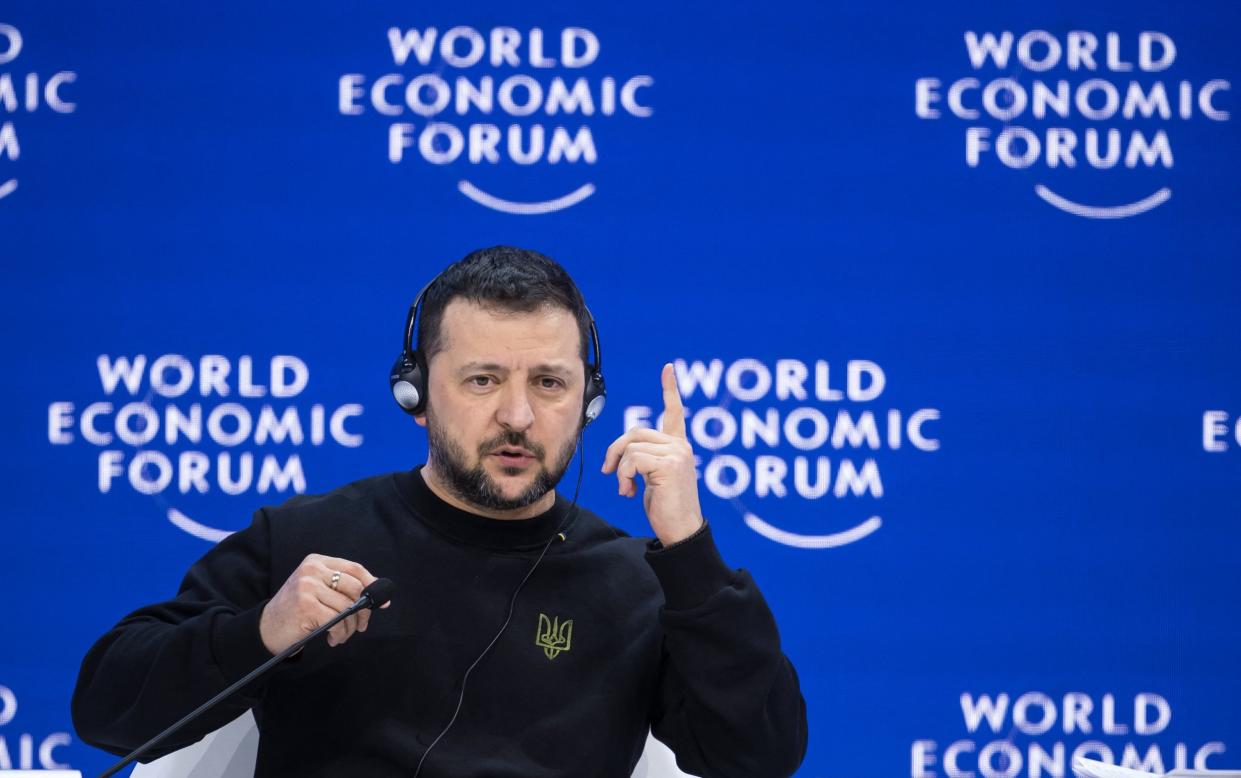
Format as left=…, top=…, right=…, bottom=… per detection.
left=416, top=298, right=584, bottom=512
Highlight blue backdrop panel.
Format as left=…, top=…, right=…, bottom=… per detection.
left=1, top=1, right=1239, bottom=775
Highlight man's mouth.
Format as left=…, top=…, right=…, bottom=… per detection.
left=491, top=447, right=536, bottom=465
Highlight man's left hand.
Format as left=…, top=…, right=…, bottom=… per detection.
left=602, top=363, right=705, bottom=546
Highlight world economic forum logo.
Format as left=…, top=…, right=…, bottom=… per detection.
left=338, top=25, right=653, bottom=214
left=47, top=354, right=365, bottom=542
left=0, top=22, right=78, bottom=203
left=915, top=30, right=1231, bottom=219
left=0, top=683, right=73, bottom=771
left=624, top=358, right=941, bottom=549
left=912, top=690, right=1231, bottom=777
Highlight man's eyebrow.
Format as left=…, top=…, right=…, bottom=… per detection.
left=457, top=361, right=507, bottom=375
left=532, top=363, right=575, bottom=376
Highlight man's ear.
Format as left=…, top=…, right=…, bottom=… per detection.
left=414, top=413, right=427, bottom=428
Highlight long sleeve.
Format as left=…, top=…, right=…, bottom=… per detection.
left=71, top=508, right=279, bottom=761
left=644, top=523, right=808, bottom=777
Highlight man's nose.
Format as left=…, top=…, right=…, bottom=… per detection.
left=495, top=380, right=535, bottom=431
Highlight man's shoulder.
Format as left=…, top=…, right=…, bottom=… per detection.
left=261, top=471, right=398, bottom=522
left=563, top=505, right=653, bottom=557
left=557, top=508, right=666, bottom=605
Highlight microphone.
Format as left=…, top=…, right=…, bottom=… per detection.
left=98, top=578, right=397, bottom=778
left=359, top=578, right=397, bottom=610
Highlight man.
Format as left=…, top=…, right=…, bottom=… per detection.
left=72, top=246, right=808, bottom=777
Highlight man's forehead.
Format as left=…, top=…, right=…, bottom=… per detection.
left=435, top=298, right=581, bottom=366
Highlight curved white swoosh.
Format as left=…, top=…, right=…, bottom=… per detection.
left=743, top=513, right=882, bottom=549
left=168, top=508, right=234, bottom=543
left=1034, top=185, right=1171, bottom=219
left=458, top=180, right=595, bottom=215
left=0, top=179, right=16, bottom=200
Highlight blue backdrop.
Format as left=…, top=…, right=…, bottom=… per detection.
left=3, top=1, right=1239, bottom=775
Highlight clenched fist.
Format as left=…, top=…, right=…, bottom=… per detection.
left=259, top=554, right=388, bottom=655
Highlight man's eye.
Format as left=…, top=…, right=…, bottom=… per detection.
left=469, top=376, right=493, bottom=387
left=539, top=377, right=564, bottom=389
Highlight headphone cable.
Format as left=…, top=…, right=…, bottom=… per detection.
left=412, top=427, right=586, bottom=778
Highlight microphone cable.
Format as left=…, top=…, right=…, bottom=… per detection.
left=412, top=426, right=587, bottom=778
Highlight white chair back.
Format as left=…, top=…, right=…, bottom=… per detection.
left=130, top=711, right=693, bottom=777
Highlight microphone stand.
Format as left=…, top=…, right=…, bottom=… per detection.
left=99, top=582, right=393, bottom=778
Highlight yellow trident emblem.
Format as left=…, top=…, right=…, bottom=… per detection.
left=535, top=613, right=574, bottom=660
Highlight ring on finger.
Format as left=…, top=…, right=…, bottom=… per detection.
left=329, top=571, right=341, bottom=591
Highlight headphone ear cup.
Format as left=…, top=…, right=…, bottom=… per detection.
left=583, top=369, right=606, bottom=426
left=390, top=353, right=427, bottom=415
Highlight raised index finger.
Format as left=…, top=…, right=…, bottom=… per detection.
left=660, top=363, right=687, bottom=438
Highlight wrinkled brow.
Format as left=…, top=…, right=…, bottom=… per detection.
left=456, top=361, right=575, bottom=377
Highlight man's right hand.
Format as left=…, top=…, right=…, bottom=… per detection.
left=259, top=554, right=388, bottom=655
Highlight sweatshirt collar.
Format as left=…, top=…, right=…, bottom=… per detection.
left=394, top=465, right=572, bottom=551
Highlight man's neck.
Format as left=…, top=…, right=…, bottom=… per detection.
left=420, top=462, right=557, bottom=520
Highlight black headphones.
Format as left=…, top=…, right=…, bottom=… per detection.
left=389, top=275, right=607, bottom=426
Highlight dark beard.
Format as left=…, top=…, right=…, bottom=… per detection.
left=426, top=408, right=579, bottom=512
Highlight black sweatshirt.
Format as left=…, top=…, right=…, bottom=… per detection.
left=72, top=466, right=807, bottom=777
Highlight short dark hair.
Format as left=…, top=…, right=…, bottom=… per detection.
left=417, top=246, right=593, bottom=368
